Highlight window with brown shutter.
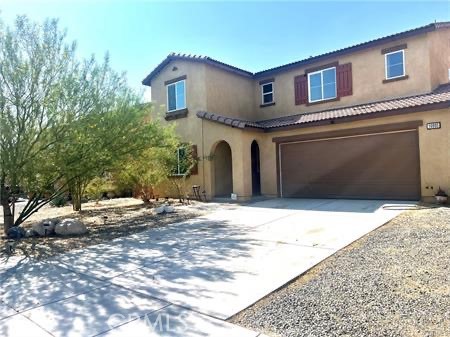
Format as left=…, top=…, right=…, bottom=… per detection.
left=336, top=63, right=352, bottom=97
left=190, top=144, right=198, bottom=175
left=294, top=75, right=308, bottom=105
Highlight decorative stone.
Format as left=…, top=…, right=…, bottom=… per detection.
left=25, top=229, right=36, bottom=238
left=32, top=219, right=58, bottom=236
left=6, top=227, right=25, bottom=239
left=155, top=205, right=166, bottom=214
left=54, top=219, right=87, bottom=236
left=164, top=205, right=175, bottom=213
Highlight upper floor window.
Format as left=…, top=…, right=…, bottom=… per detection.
left=261, top=82, right=274, bottom=105
left=167, top=79, right=186, bottom=112
left=308, top=67, right=336, bottom=103
left=385, top=50, right=405, bottom=79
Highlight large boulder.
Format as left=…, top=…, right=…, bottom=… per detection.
left=32, top=219, right=58, bottom=236
left=54, top=219, right=88, bottom=236
left=24, top=229, right=36, bottom=238
left=6, top=226, right=25, bottom=239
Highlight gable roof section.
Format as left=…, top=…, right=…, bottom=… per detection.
left=142, top=53, right=253, bottom=86
left=142, top=22, right=450, bottom=86
left=197, top=83, right=450, bottom=131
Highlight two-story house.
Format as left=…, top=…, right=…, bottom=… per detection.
left=143, top=22, right=450, bottom=202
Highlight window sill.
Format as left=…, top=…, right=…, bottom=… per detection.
left=307, top=97, right=340, bottom=106
left=383, top=75, right=409, bottom=84
left=169, top=173, right=190, bottom=178
left=165, top=108, right=188, bottom=121
left=260, top=102, right=275, bottom=108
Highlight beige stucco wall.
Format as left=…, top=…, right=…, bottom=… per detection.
left=428, top=29, right=450, bottom=89
left=150, top=60, right=207, bottom=195
left=254, top=33, right=439, bottom=121
left=205, top=65, right=255, bottom=120
left=160, top=108, right=450, bottom=201
left=256, top=109, right=450, bottom=200
left=147, top=28, right=450, bottom=201
left=149, top=60, right=258, bottom=199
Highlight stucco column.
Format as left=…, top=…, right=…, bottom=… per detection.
left=231, top=139, right=252, bottom=201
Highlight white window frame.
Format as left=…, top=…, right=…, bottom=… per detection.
left=166, top=79, right=186, bottom=112
left=307, top=67, right=337, bottom=103
left=261, top=82, right=274, bottom=105
left=173, top=146, right=187, bottom=176
left=385, top=50, right=405, bottom=80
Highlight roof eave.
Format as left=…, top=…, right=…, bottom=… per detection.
left=254, top=23, right=441, bottom=79
left=142, top=55, right=253, bottom=87
left=265, top=101, right=450, bottom=132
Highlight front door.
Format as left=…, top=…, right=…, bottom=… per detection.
left=251, top=141, right=261, bottom=196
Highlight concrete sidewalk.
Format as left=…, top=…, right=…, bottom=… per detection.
left=0, top=199, right=412, bottom=336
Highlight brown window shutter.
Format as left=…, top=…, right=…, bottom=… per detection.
left=190, top=144, right=198, bottom=175
left=294, top=75, right=308, bottom=105
left=336, top=63, right=352, bottom=97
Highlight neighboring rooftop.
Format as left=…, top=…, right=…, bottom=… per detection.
left=197, top=83, right=450, bottom=131
left=143, top=22, right=450, bottom=85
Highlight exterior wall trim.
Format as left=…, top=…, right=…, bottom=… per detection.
left=265, top=102, right=448, bottom=132
left=165, top=108, right=189, bottom=121
left=304, top=61, right=339, bottom=74
left=164, top=75, right=187, bottom=85
left=381, top=43, right=408, bottom=54
left=260, top=102, right=276, bottom=108
left=259, top=78, right=275, bottom=85
left=383, top=75, right=409, bottom=83
left=272, top=120, right=424, bottom=143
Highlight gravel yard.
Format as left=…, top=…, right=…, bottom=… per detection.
left=231, top=206, right=450, bottom=337
left=1, top=198, right=207, bottom=259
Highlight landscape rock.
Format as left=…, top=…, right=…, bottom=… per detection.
left=54, top=218, right=87, bottom=236
left=164, top=205, right=175, bottom=213
left=155, top=205, right=166, bottom=214
left=25, top=229, right=36, bottom=238
left=6, top=227, right=25, bottom=239
left=32, top=219, right=58, bottom=236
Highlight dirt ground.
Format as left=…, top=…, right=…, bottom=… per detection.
left=1, top=198, right=206, bottom=260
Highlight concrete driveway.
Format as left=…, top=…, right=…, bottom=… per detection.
left=0, top=199, right=412, bottom=336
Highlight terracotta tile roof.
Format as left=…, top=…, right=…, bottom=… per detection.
left=196, top=111, right=264, bottom=129
left=142, top=22, right=450, bottom=85
left=197, top=84, right=450, bottom=131
left=142, top=53, right=252, bottom=86
left=254, top=22, right=450, bottom=78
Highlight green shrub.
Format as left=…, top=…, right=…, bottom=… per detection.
left=50, top=195, right=67, bottom=207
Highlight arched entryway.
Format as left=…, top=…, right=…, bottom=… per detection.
left=251, top=140, right=261, bottom=196
left=213, top=141, right=233, bottom=197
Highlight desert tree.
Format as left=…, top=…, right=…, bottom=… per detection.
left=0, top=16, right=78, bottom=233
left=113, top=123, right=179, bottom=204
left=0, top=15, right=175, bottom=233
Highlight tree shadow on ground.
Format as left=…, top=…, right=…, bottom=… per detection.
left=0, top=215, right=263, bottom=336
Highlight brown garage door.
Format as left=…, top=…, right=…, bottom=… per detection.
left=279, top=130, right=420, bottom=200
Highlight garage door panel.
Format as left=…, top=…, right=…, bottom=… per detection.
left=280, top=131, right=420, bottom=200
left=284, top=183, right=419, bottom=199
